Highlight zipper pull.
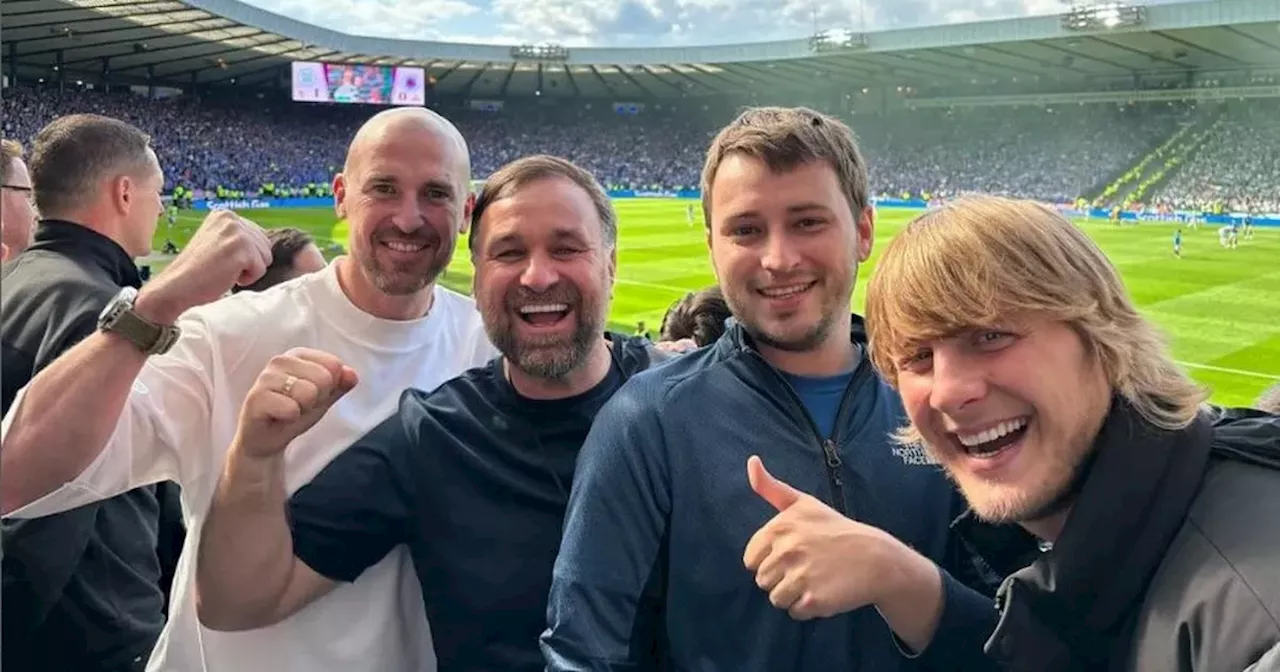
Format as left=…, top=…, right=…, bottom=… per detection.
left=822, top=439, right=843, bottom=469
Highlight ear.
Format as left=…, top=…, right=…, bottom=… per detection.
left=333, top=173, right=347, bottom=219
left=856, top=204, right=875, bottom=262
left=114, top=175, right=134, bottom=216
left=460, top=191, right=476, bottom=235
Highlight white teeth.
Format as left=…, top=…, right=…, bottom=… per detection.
left=760, top=283, right=812, bottom=298
left=519, top=303, right=569, bottom=314
left=957, top=418, right=1028, bottom=447
left=384, top=241, right=426, bottom=253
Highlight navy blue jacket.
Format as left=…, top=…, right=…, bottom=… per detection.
left=542, top=316, right=1030, bottom=671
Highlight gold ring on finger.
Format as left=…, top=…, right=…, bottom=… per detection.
left=281, top=374, right=298, bottom=396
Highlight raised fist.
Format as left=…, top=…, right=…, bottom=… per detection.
left=135, top=210, right=273, bottom=324
left=232, top=348, right=359, bottom=459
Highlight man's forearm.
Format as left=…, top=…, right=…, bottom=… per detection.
left=874, top=540, right=945, bottom=654
left=875, top=544, right=1003, bottom=671
left=1, top=330, right=150, bottom=514
left=195, top=446, right=298, bottom=631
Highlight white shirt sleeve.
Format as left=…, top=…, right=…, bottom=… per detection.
left=4, top=314, right=222, bottom=519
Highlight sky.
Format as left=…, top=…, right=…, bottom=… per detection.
left=237, top=0, right=1141, bottom=48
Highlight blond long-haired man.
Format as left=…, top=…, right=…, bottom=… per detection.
left=865, top=194, right=1280, bottom=672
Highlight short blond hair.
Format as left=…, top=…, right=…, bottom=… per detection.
left=866, top=194, right=1207, bottom=442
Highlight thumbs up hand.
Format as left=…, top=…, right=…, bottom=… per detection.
left=742, top=455, right=905, bottom=621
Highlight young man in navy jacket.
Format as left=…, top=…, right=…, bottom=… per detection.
left=541, top=107, right=1034, bottom=671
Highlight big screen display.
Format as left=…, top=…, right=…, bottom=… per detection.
left=291, top=61, right=427, bottom=106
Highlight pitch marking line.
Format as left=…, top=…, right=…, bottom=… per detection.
left=1175, top=361, right=1279, bottom=381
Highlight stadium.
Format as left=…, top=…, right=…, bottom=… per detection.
left=3, top=0, right=1279, bottom=407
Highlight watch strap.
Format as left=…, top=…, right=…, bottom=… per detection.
left=110, top=308, right=181, bottom=355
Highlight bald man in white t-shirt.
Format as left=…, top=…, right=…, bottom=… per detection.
left=1, top=107, right=497, bottom=672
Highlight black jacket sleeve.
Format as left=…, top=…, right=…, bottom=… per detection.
left=288, top=398, right=419, bottom=583
left=1, top=306, right=108, bottom=631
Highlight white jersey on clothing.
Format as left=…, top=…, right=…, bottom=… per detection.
left=2, top=259, right=498, bottom=672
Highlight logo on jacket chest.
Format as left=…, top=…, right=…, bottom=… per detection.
left=892, top=444, right=940, bottom=466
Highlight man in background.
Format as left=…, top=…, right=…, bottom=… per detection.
left=1, top=137, right=38, bottom=260
left=0, top=107, right=496, bottom=672
left=1, top=114, right=185, bottom=672
left=231, top=227, right=327, bottom=294
left=659, top=285, right=730, bottom=347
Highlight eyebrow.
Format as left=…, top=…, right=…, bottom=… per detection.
left=724, top=202, right=831, bottom=221
left=786, top=203, right=832, bottom=214
left=364, top=175, right=456, bottom=194
left=486, top=227, right=591, bottom=250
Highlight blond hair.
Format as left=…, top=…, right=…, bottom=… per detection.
left=700, top=106, right=868, bottom=222
left=865, top=194, right=1207, bottom=444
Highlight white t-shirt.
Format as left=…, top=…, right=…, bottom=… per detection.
left=3, top=259, right=499, bottom=672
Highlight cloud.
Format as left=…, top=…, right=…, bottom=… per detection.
left=240, top=0, right=1115, bottom=46
left=240, top=0, right=481, bottom=39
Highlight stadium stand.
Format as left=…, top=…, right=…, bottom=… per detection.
left=4, top=0, right=1280, bottom=215
left=5, top=86, right=1259, bottom=208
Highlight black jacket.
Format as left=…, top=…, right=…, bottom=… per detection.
left=1, top=221, right=186, bottom=672
left=967, top=399, right=1280, bottom=671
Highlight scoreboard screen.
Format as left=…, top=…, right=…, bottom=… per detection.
left=291, top=61, right=427, bottom=106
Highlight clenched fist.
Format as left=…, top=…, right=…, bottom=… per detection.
left=134, top=210, right=273, bottom=324
left=232, top=348, right=359, bottom=460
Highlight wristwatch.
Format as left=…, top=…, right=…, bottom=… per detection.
left=98, top=286, right=181, bottom=355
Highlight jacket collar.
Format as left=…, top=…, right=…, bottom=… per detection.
left=715, top=313, right=871, bottom=357
left=979, top=398, right=1213, bottom=670
left=28, top=219, right=141, bottom=289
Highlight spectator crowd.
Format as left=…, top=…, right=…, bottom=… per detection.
left=4, top=84, right=1276, bottom=211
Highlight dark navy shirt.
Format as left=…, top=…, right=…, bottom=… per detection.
left=287, top=334, right=662, bottom=672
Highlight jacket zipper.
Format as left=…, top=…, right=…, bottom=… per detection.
left=752, top=351, right=872, bottom=517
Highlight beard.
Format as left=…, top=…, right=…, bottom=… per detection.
left=725, top=272, right=853, bottom=353
left=356, top=226, right=451, bottom=296
left=751, top=309, right=839, bottom=352
left=483, top=283, right=605, bottom=381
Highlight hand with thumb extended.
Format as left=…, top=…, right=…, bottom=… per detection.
left=747, top=455, right=804, bottom=511
left=743, top=453, right=896, bottom=621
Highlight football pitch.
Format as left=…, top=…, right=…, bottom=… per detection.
left=153, top=200, right=1280, bottom=407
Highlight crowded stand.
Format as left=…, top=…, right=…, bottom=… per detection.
left=1153, top=99, right=1280, bottom=213
left=3, top=84, right=1250, bottom=206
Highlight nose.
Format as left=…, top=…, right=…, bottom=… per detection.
left=390, top=197, right=426, bottom=234
left=760, top=231, right=801, bottom=274
left=928, top=348, right=987, bottom=414
left=520, top=252, right=559, bottom=294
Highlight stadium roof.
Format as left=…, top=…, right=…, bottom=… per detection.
left=3, top=0, right=1280, bottom=99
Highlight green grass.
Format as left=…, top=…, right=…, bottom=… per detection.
left=151, top=201, right=1280, bottom=407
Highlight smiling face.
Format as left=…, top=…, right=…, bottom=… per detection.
left=706, top=154, right=871, bottom=354
left=893, top=317, right=1111, bottom=525
left=335, top=113, right=470, bottom=300
left=472, top=174, right=615, bottom=381
left=865, top=194, right=1208, bottom=536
